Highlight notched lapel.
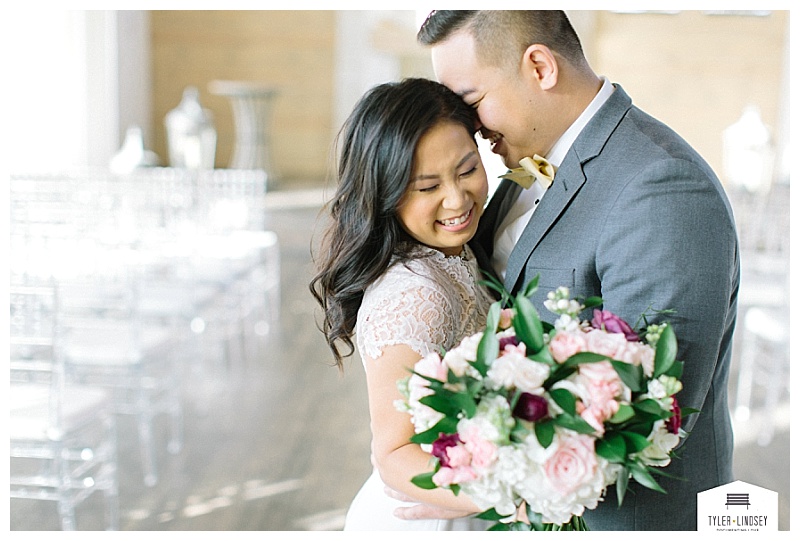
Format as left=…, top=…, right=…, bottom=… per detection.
left=503, top=156, right=586, bottom=292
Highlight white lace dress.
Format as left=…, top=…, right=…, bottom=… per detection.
left=344, top=244, right=495, bottom=531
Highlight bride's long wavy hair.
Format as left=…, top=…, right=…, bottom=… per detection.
left=310, top=78, right=479, bottom=369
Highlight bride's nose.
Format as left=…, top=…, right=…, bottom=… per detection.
left=441, top=182, right=468, bottom=210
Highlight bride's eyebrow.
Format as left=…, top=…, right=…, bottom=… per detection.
left=413, top=150, right=478, bottom=182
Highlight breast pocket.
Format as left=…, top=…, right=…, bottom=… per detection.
left=526, top=266, right=575, bottom=293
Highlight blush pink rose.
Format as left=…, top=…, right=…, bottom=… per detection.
left=543, top=433, right=599, bottom=496
left=549, top=331, right=587, bottom=363
left=584, top=328, right=629, bottom=360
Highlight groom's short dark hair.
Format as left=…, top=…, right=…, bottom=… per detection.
left=418, top=10, right=586, bottom=69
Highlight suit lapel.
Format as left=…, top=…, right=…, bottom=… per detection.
left=503, top=156, right=586, bottom=292
left=502, top=84, right=633, bottom=293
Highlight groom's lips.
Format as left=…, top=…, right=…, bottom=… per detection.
left=487, top=133, right=504, bottom=154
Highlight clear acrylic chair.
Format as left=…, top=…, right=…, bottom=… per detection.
left=58, top=270, right=185, bottom=487
left=10, top=281, right=119, bottom=530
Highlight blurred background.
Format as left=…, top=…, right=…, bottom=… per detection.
left=6, top=8, right=791, bottom=531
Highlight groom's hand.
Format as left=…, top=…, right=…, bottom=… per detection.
left=384, top=486, right=473, bottom=521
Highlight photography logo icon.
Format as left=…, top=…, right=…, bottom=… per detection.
left=697, top=480, right=777, bottom=531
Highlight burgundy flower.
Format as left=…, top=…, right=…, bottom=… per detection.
left=667, top=398, right=682, bottom=435
left=513, top=392, right=549, bottom=422
left=431, top=433, right=461, bottom=467
left=498, top=335, right=520, bottom=351
left=591, top=309, right=639, bottom=342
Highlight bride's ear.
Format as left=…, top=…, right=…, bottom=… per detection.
left=521, top=44, right=558, bottom=91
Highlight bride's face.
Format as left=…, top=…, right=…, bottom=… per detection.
left=397, top=121, right=488, bottom=257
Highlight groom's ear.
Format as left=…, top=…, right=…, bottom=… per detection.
left=521, top=44, right=558, bottom=91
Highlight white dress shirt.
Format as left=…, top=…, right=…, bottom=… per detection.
left=492, top=77, right=615, bottom=280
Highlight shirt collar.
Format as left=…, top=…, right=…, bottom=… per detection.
left=546, top=77, right=614, bottom=167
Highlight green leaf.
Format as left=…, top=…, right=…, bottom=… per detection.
left=410, top=471, right=437, bottom=490
left=528, top=345, right=555, bottom=366
left=596, top=433, right=626, bottom=463
left=610, top=360, right=644, bottom=392
left=521, top=275, right=540, bottom=298
left=620, top=431, right=652, bottom=453
left=409, top=417, right=458, bottom=444
left=553, top=413, right=596, bottom=434
left=476, top=508, right=511, bottom=521
left=616, top=466, right=630, bottom=505
left=513, top=294, right=545, bottom=353
left=549, top=388, right=576, bottom=416
left=629, top=462, right=667, bottom=493
left=526, top=508, right=547, bottom=531
left=419, top=391, right=463, bottom=417
left=583, top=296, right=604, bottom=309
left=534, top=419, right=555, bottom=448
left=474, top=333, right=498, bottom=379
left=653, top=323, right=677, bottom=377
left=609, top=404, right=635, bottom=424
left=562, top=351, right=609, bottom=369
left=634, top=398, right=672, bottom=419
left=665, top=359, right=684, bottom=379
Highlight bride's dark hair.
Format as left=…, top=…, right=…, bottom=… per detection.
left=310, top=77, right=479, bottom=368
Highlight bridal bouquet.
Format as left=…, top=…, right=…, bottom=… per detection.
left=396, top=278, right=693, bottom=530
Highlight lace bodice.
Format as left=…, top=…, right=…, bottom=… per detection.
left=356, top=244, right=494, bottom=362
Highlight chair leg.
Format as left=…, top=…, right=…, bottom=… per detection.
left=137, top=386, right=158, bottom=486
left=57, top=446, right=77, bottom=531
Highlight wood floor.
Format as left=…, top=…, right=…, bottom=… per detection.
left=9, top=193, right=791, bottom=531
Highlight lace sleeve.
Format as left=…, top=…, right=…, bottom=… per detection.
left=356, top=269, right=454, bottom=362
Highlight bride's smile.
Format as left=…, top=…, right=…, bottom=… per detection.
left=397, top=120, right=488, bottom=257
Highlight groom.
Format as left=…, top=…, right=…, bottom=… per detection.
left=394, top=11, right=740, bottom=530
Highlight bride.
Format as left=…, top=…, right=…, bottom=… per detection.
left=310, top=78, right=495, bottom=530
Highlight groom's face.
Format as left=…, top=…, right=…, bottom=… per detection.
left=431, top=30, right=542, bottom=168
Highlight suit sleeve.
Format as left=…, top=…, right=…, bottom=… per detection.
left=595, top=157, right=739, bottom=436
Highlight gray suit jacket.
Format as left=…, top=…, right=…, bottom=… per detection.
left=471, top=84, right=739, bottom=530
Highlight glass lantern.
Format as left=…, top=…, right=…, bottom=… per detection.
left=165, top=86, right=217, bottom=170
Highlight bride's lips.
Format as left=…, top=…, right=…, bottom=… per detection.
left=437, top=207, right=475, bottom=232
